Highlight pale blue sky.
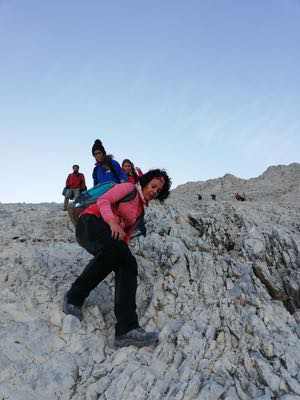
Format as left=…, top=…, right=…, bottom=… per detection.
left=0, top=0, right=299, bottom=203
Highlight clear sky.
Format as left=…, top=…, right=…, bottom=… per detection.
left=0, top=0, right=299, bottom=203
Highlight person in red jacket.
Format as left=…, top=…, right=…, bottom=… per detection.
left=63, top=165, right=87, bottom=211
left=122, top=159, right=143, bottom=184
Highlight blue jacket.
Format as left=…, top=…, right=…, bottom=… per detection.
left=92, top=159, right=128, bottom=186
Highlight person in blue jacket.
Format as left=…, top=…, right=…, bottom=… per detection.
left=92, top=139, right=128, bottom=186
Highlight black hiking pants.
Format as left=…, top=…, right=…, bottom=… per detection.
left=66, top=214, right=139, bottom=336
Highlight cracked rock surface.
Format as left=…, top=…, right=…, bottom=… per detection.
left=0, top=162, right=300, bottom=400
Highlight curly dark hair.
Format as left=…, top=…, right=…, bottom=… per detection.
left=139, top=169, right=171, bottom=203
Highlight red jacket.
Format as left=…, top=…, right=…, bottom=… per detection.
left=66, top=173, right=86, bottom=190
left=127, top=167, right=143, bottom=184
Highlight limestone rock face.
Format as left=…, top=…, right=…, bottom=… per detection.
left=0, top=162, right=300, bottom=400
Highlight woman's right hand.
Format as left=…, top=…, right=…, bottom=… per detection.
left=108, top=221, right=126, bottom=240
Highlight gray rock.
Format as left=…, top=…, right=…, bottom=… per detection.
left=1, top=163, right=300, bottom=399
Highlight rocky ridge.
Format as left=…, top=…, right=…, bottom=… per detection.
left=0, top=162, right=300, bottom=400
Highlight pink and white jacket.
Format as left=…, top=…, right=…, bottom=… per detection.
left=81, top=183, right=147, bottom=244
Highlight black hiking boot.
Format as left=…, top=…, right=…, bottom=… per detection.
left=114, top=327, right=159, bottom=349
left=63, top=293, right=82, bottom=321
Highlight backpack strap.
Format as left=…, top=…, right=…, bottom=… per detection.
left=116, top=188, right=138, bottom=205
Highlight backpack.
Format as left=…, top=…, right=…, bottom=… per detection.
left=75, top=181, right=116, bottom=208
left=67, top=182, right=144, bottom=234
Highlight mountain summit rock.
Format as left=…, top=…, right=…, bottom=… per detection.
left=0, top=162, right=300, bottom=400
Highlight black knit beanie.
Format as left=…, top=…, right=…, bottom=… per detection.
left=92, top=139, right=106, bottom=156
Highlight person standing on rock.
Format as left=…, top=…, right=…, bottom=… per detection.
left=235, top=192, right=246, bottom=201
left=63, top=169, right=171, bottom=348
left=92, top=139, right=128, bottom=186
left=63, top=165, right=87, bottom=211
left=122, top=158, right=143, bottom=184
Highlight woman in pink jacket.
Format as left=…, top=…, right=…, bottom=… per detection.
left=64, top=169, right=171, bottom=348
